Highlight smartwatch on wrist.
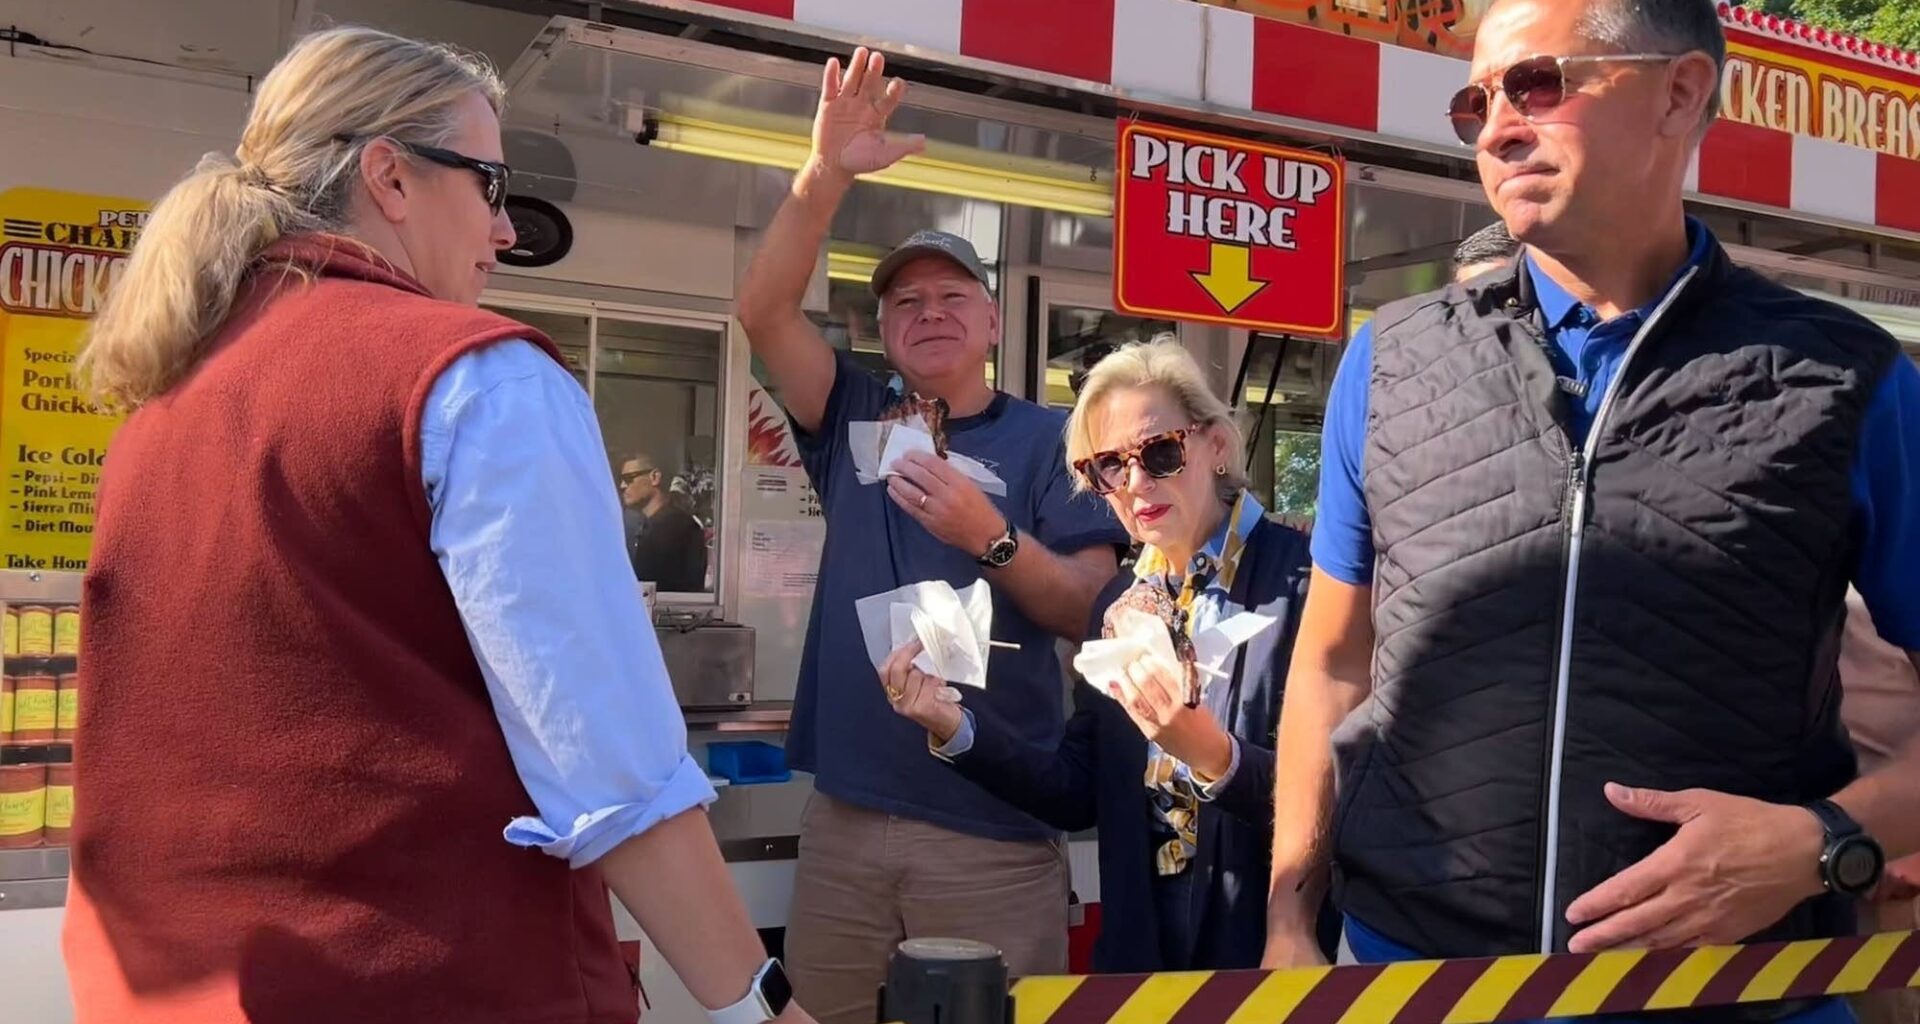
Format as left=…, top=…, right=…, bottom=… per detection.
left=1804, top=798, right=1884, bottom=897
left=976, top=518, right=1018, bottom=569
left=708, top=958, right=792, bottom=1024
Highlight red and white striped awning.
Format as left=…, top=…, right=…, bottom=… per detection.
left=679, top=0, right=1920, bottom=237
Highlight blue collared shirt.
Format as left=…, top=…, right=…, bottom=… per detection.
left=419, top=338, right=716, bottom=868
left=1527, top=220, right=1713, bottom=442
left=1312, top=219, right=1920, bottom=651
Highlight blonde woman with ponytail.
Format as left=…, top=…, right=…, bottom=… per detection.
left=69, top=27, right=810, bottom=1024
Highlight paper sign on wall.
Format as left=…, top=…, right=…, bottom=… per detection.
left=0, top=187, right=145, bottom=571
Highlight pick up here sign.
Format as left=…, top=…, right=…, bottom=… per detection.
left=1114, top=121, right=1345, bottom=337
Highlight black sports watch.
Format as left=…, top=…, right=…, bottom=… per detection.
left=1805, top=798, right=1884, bottom=897
left=976, top=518, right=1018, bottom=569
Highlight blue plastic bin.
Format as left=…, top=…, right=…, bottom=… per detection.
left=706, top=740, right=792, bottom=785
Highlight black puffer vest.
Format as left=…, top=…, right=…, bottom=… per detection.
left=1331, top=237, right=1900, bottom=963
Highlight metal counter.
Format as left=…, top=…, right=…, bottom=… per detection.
left=690, top=703, right=807, bottom=867
left=0, top=848, right=67, bottom=911
left=685, top=702, right=792, bottom=732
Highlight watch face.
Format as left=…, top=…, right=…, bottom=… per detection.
left=1833, top=838, right=1884, bottom=894
left=762, top=961, right=793, bottom=1015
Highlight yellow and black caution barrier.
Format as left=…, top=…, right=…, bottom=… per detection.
left=999, top=930, right=1920, bottom=1023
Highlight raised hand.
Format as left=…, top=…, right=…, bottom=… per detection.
left=811, top=47, right=926, bottom=180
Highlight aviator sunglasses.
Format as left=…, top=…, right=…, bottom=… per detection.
left=335, top=134, right=512, bottom=213
left=1074, top=428, right=1197, bottom=495
left=1447, top=53, right=1679, bottom=145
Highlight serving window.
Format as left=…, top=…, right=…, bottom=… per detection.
left=483, top=298, right=728, bottom=602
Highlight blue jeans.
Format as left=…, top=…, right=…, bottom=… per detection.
left=1343, top=916, right=1857, bottom=1024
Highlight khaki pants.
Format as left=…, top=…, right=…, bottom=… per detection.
left=1852, top=897, right=1920, bottom=1024
left=785, top=793, right=1069, bottom=1024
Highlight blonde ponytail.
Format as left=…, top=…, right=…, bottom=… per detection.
left=79, top=26, right=503, bottom=411
left=80, top=158, right=292, bottom=411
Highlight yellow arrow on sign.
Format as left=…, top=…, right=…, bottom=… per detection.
left=1190, top=243, right=1268, bottom=314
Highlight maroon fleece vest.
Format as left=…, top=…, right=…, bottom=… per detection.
left=65, top=235, right=636, bottom=1024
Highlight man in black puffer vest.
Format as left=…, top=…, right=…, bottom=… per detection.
left=1263, top=1, right=1920, bottom=1022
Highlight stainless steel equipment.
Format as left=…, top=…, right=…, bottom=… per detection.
left=656, top=611, right=757, bottom=708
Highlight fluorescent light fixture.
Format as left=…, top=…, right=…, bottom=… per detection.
left=636, top=113, right=1114, bottom=219
left=827, top=249, right=880, bottom=283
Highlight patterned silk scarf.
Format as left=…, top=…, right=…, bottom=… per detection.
left=1130, top=490, right=1264, bottom=876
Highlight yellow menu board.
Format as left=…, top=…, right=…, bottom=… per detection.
left=0, top=187, right=145, bottom=572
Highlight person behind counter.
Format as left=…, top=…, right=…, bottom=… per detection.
left=880, top=338, right=1337, bottom=973
left=1451, top=220, right=1518, bottom=282
left=70, top=27, right=810, bottom=1024
left=621, top=451, right=709, bottom=592
left=736, top=47, right=1128, bottom=1024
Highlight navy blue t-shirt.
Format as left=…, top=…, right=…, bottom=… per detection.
left=786, top=351, right=1130, bottom=841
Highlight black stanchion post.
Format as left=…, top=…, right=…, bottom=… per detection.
left=876, top=937, right=1013, bottom=1024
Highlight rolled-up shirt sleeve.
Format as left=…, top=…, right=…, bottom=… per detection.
left=1190, top=735, right=1241, bottom=801
left=929, top=708, right=977, bottom=760
left=419, top=339, right=716, bottom=868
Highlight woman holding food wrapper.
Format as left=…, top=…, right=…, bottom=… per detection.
left=879, top=338, right=1338, bottom=973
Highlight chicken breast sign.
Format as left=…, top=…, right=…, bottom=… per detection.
left=1114, top=121, right=1345, bottom=337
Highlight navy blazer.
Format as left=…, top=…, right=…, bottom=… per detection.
left=946, top=517, right=1337, bottom=973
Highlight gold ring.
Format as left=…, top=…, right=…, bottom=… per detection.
left=886, top=685, right=904, bottom=702
left=919, top=493, right=928, bottom=509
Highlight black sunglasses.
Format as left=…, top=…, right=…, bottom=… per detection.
left=620, top=469, right=655, bottom=486
left=336, top=135, right=511, bottom=213
left=1447, top=53, right=1678, bottom=145
left=1074, top=428, right=1195, bottom=496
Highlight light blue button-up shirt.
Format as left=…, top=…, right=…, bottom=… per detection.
left=419, top=338, right=717, bottom=868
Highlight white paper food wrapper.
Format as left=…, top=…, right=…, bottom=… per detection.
left=848, top=415, right=1007, bottom=496
left=1073, top=606, right=1277, bottom=701
left=855, top=579, right=995, bottom=688
left=1072, top=606, right=1182, bottom=687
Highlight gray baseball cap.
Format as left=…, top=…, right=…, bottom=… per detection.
left=869, top=230, right=993, bottom=297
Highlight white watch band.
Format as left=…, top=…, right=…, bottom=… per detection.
left=708, top=960, right=777, bottom=1024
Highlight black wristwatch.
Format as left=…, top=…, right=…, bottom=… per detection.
left=1805, top=798, right=1884, bottom=897
left=976, top=518, right=1018, bottom=569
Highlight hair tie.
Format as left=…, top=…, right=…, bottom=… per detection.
left=237, top=164, right=279, bottom=192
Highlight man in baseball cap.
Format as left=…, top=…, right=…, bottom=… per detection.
left=737, top=47, right=1128, bottom=1024
left=867, top=228, right=993, bottom=297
